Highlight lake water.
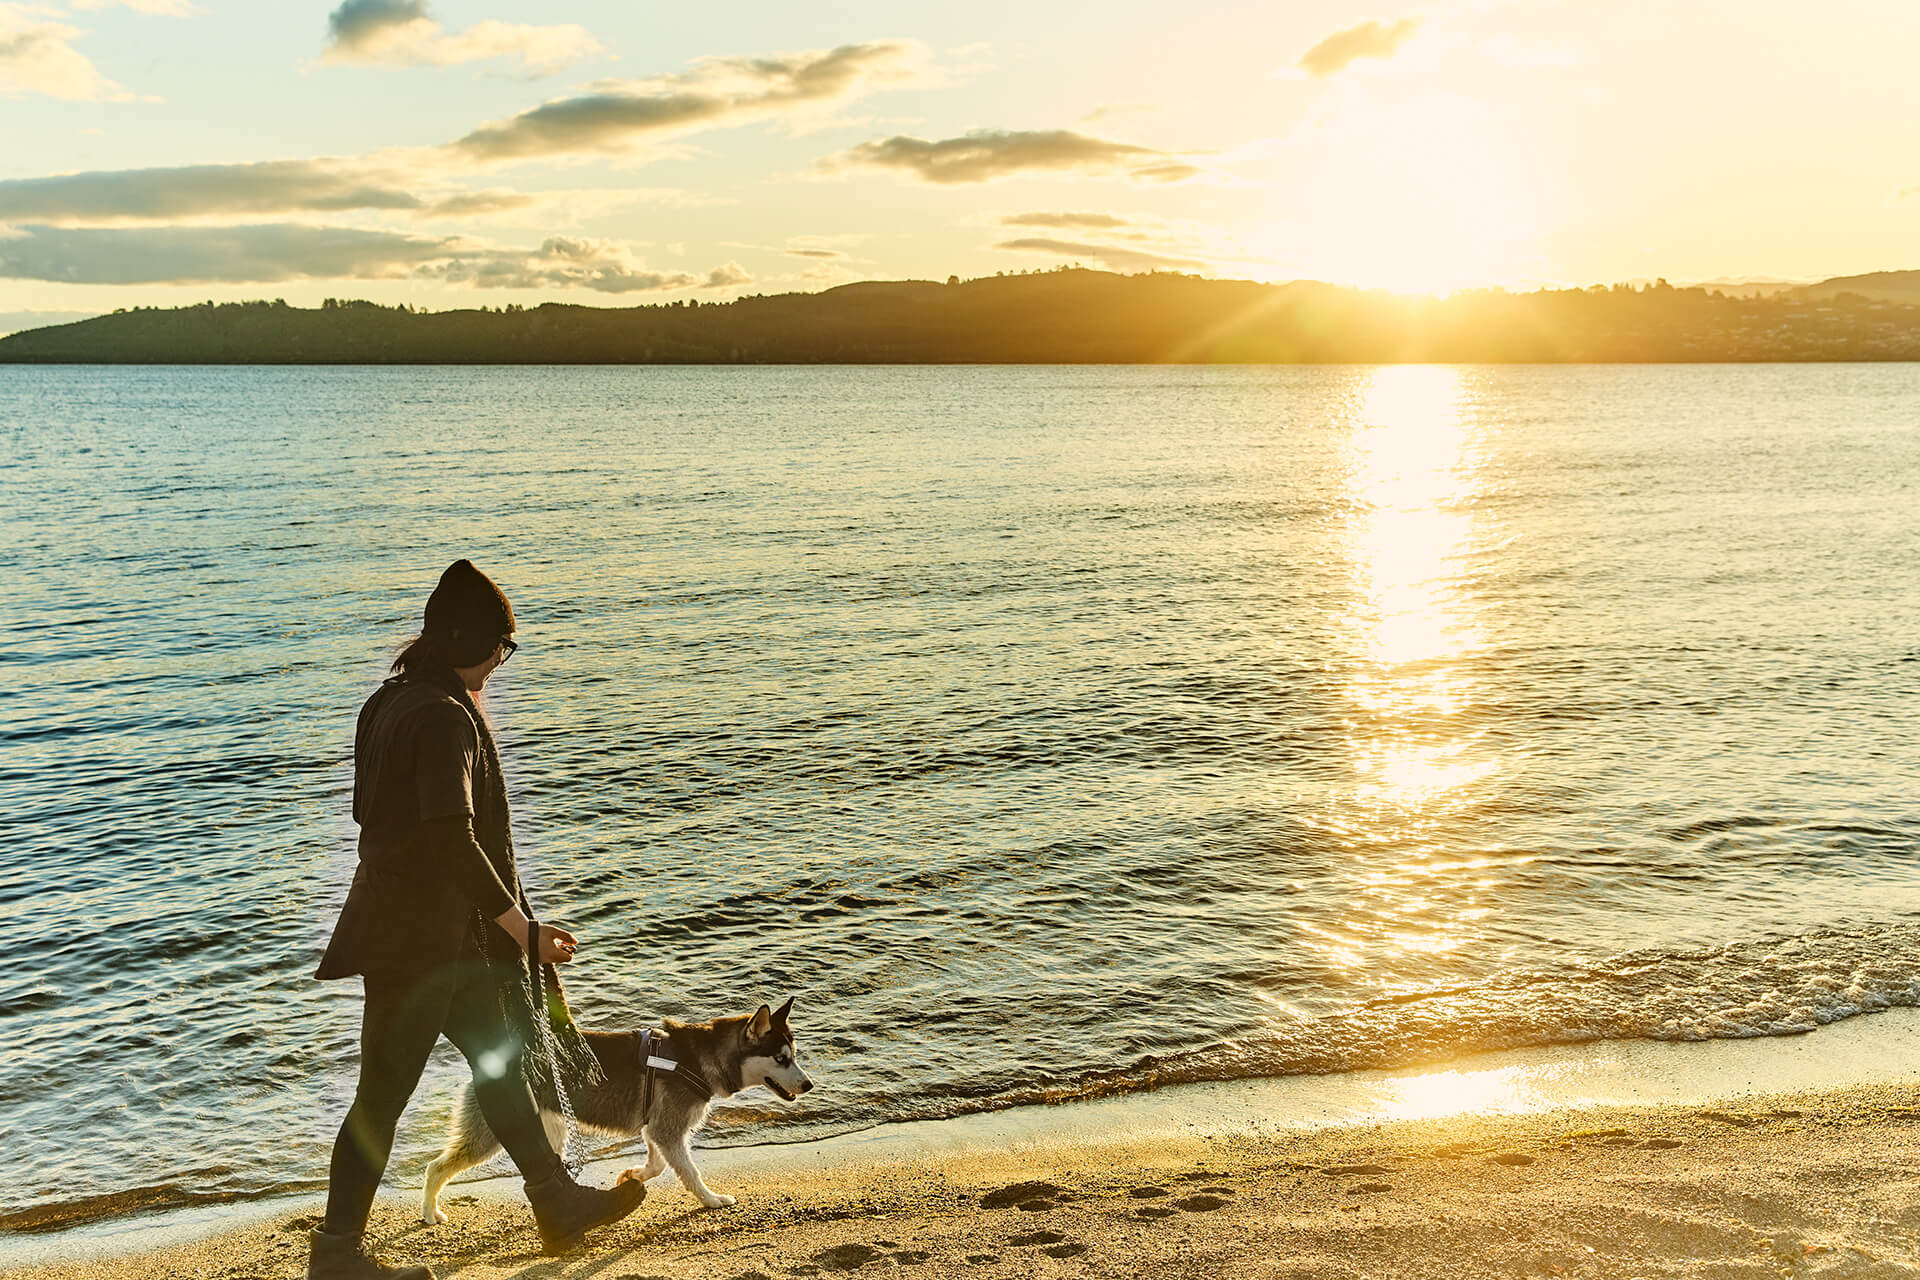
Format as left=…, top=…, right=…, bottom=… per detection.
left=2, top=363, right=1918, bottom=1230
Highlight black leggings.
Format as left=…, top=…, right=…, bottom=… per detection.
left=323, top=960, right=559, bottom=1237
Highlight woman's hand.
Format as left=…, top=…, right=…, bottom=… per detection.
left=493, top=906, right=579, bottom=964
left=536, top=923, right=578, bottom=965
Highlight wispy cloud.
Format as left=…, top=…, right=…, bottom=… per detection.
left=323, top=0, right=601, bottom=75
left=0, top=222, right=458, bottom=284
left=422, top=236, right=702, bottom=293
left=0, top=221, right=738, bottom=293
left=1297, top=17, right=1420, bottom=76
left=0, top=5, right=126, bottom=100
left=0, top=159, right=735, bottom=225
left=994, top=235, right=1205, bottom=272
left=826, top=129, right=1198, bottom=185
left=0, top=160, right=440, bottom=222
left=449, top=40, right=928, bottom=163
left=1001, top=211, right=1131, bottom=230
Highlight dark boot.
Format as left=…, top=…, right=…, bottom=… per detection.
left=523, top=1169, right=647, bottom=1255
left=307, top=1228, right=432, bottom=1280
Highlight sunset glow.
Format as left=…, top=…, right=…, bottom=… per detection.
left=4, top=2, right=1919, bottom=329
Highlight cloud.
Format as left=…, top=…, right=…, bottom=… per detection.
left=0, top=221, right=734, bottom=294
left=827, top=130, right=1198, bottom=185
left=0, top=159, right=731, bottom=226
left=449, top=40, right=927, bottom=162
left=1001, top=211, right=1131, bottom=230
left=0, top=222, right=458, bottom=284
left=0, top=160, right=434, bottom=222
left=787, top=247, right=843, bottom=259
left=324, top=0, right=601, bottom=75
left=419, top=189, right=536, bottom=217
left=421, top=236, right=698, bottom=293
left=0, top=6, right=126, bottom=100
left=1297, top=17, right=1420, bottom=76
left=994, top=236, right=1205, bottom=273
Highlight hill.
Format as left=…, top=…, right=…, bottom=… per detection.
left=1794, top=270, right=1920, bottom=305
left=3, top=268, right=1919, bottom=363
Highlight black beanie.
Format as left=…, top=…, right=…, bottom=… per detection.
left=423, top=559, right=515, bottom=663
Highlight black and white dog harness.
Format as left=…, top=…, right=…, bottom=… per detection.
left=636, top=1028, right=713, bottom=1115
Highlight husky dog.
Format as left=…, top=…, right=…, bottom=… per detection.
left=422, top=998, right=811, bottom=1222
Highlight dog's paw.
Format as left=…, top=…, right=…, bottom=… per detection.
left=421, top=1205, right=448, bottom=1226
left=698, top=1193, right=737, bottom=1209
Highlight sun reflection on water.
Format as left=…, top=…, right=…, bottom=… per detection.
left=1300, top=365, right=1504, bottom=981
left=1344, top=365, right=1489, bottom=811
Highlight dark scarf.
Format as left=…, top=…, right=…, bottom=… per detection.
left=418, top=667, right=605, bottom=1109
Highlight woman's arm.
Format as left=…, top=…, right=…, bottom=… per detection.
left=419, top=815, right=578, bottom=964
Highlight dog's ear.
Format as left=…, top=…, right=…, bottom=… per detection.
left=773, top=997, right=794, bottom=1028
left=748, top=1004, right=772, bottom=1038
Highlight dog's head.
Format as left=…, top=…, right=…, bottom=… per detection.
left=742, top=997, right=812, bottom=1102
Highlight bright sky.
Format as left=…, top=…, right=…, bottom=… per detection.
left=3, top=0, right=1918, bottom=325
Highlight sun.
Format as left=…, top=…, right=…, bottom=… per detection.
left=1251, top=93, right=1544, bottom=295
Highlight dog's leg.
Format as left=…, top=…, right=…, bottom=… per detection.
left=619, top=1130, right=669, bottom=1187
left=538, top=1109, right=567, bottom=1157
left=422, top=1089, right=504, bottom=1225
left=659, top=1130, right=733, bottom=1209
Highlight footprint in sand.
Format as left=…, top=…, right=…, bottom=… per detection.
left=980, top=1181, right=1067, bottom=1211
left=1487, top=1152, right=1535, bottom=1166
left=1128, top=1187, right=1170, bottom=1200
left=1345, top=1183, right=1392, bottom=1195
left=1641, top=1138, right=1684, bottom=1149
left=812, top=1243, right=884, bottom=1271
left=1322, top=1164, right=1395, bottom=1176
left=1174, top=1194, right=1228, bottom=1212
left=894, top=1251, right=932, bottom=1266
left=965, top=1255, right=997, bottom=1265
left=1699, top=1109, right=1758, bottom=1127
left=1044, top=1244, right=1089, bottom=1259
left=1009, top=1231, right=1067, bottom=1247
left=1135, top=1206, right=1176, bottom=1220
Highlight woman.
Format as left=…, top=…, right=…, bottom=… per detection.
left=310, top=560, right=645, bottom=1280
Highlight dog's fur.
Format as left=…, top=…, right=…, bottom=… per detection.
left=422, top=998, right=811, bottom=1221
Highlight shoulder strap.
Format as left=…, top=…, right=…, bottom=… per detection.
left=640, top=1030, right=714, bottom=1099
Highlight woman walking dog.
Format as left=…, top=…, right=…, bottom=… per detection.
left=310, top=560, right=644, bottom=1280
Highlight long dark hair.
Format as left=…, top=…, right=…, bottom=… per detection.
left=392, top=627, right=497, bottom=674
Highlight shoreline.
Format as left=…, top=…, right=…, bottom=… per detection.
left=7, top=1010, right=1920, bottom=1276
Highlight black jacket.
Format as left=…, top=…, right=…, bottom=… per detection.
left=316, top=669, right=523, bottom=981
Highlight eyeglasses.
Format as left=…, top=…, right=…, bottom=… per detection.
left=498, top=637, right=519, bottom=664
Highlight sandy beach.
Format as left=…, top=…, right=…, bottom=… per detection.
left=9, top=1072, right=1920, bottom=1280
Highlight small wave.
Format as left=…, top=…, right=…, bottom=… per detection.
left=0, top=1179, right=317, bottom=1235
left=737, top=923, right=1920, bottom=1133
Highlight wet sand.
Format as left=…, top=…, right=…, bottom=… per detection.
left=11, top=1080, right=1920, bottom=1280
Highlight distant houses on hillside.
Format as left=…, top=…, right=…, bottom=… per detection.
left=4, top=269, right=1919, bottom=364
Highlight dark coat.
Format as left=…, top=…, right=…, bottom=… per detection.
left=316, top=669, right=525, bottom=982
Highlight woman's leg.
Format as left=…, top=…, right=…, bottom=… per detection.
left=439, top=969, right=564, bottom=1180
left=323, top=969, right=456, bottom=1239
